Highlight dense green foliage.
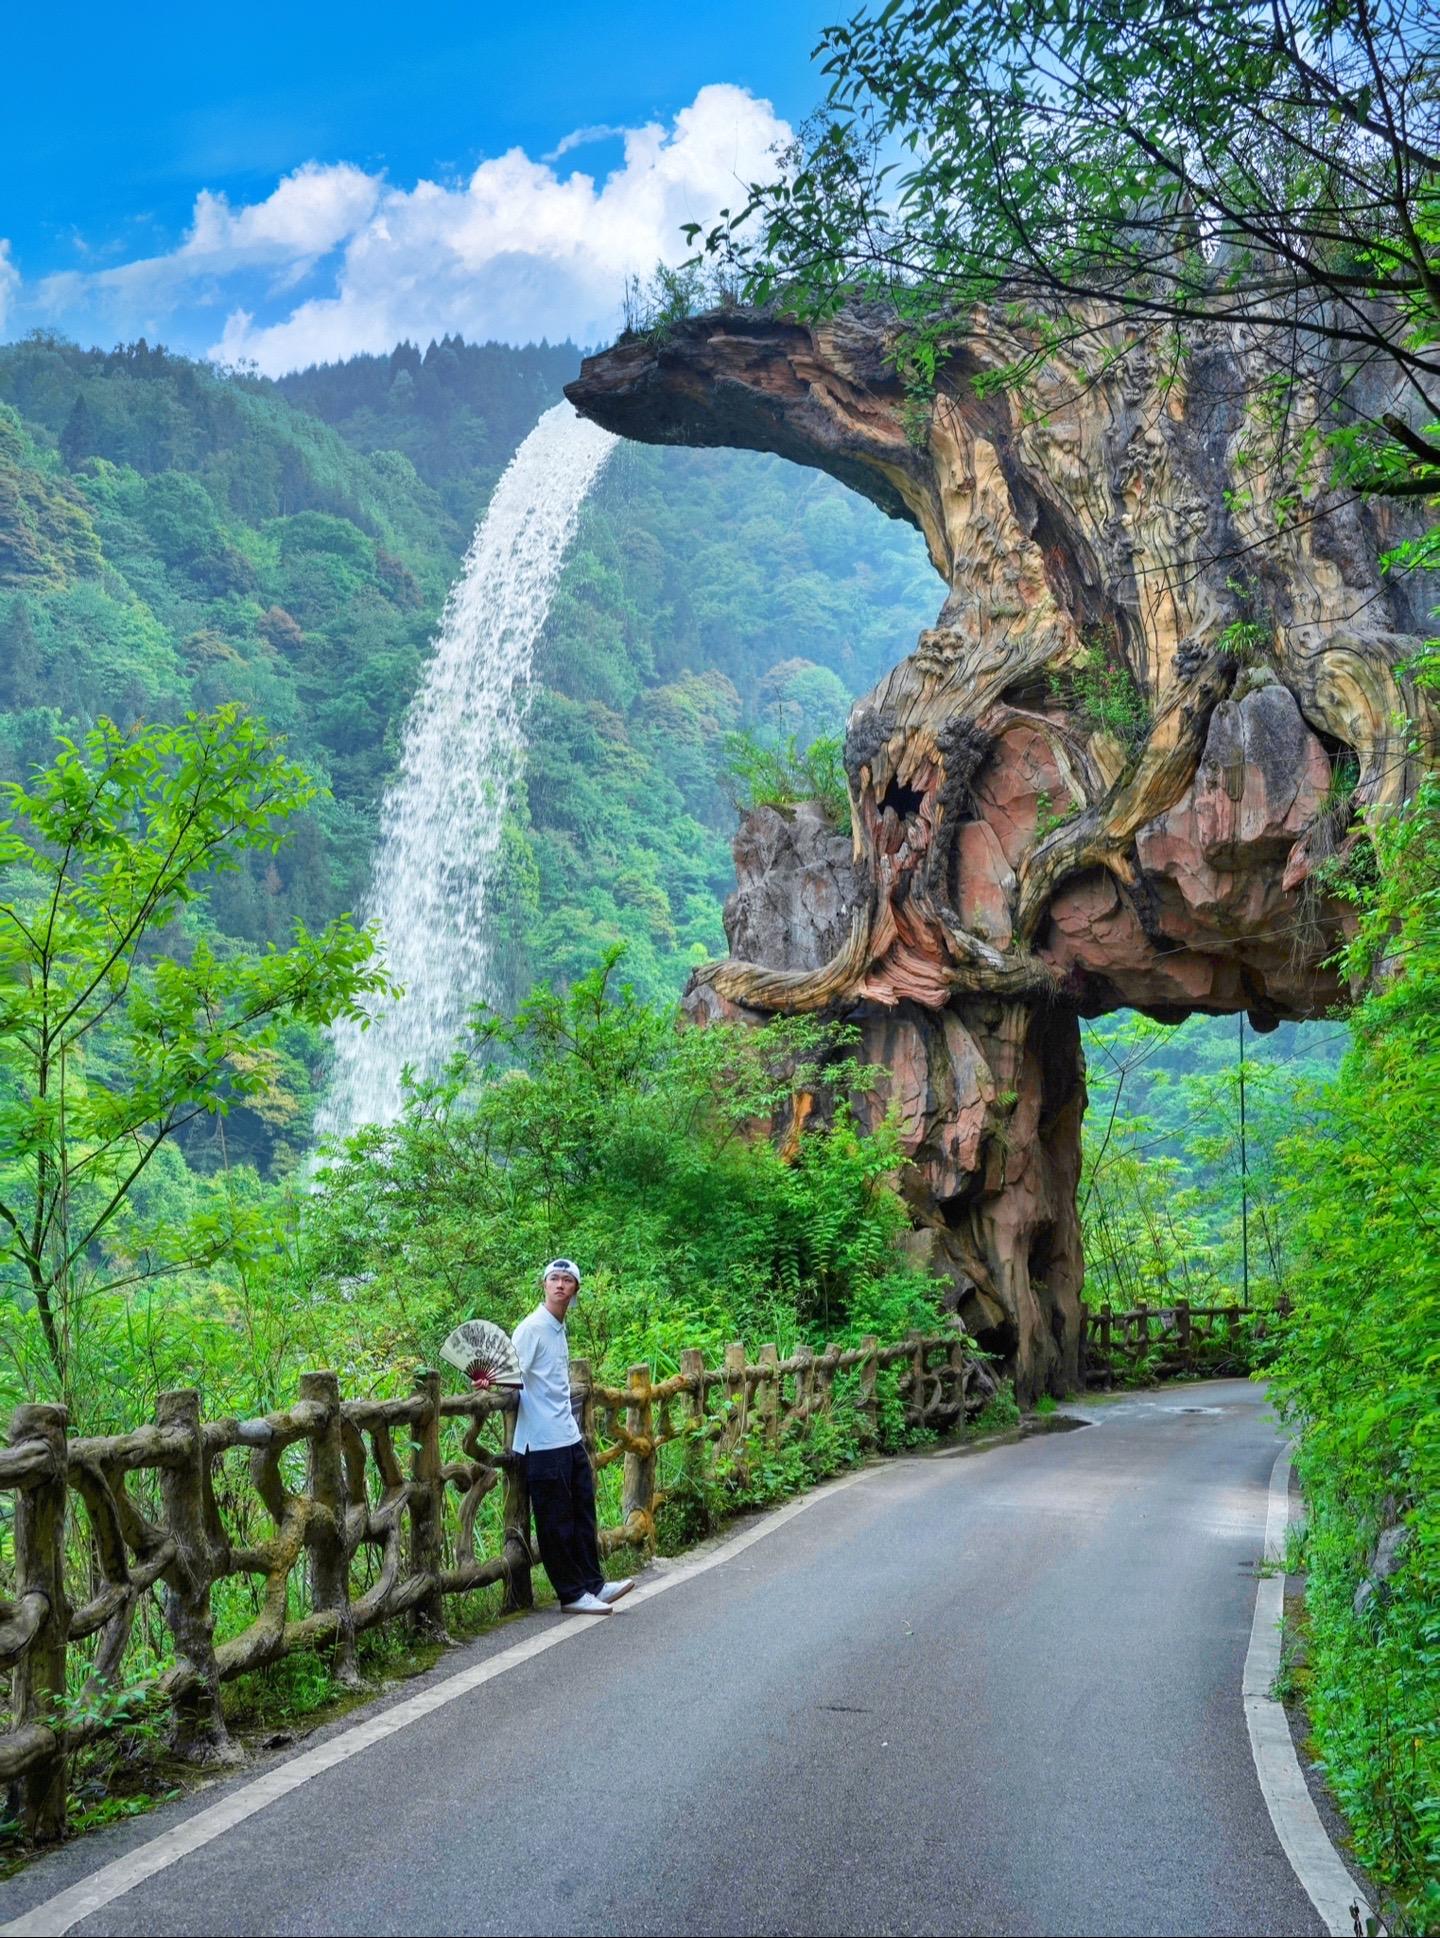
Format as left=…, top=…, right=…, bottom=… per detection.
left=707, top=0, right=1440, bottom=508
left=1266, top=781, right=1440, bottom=1931
left=0, top=711, right=388, bottom=1409
left=309, top=951, right=940, bottom=1386
left=1080, top=1011, right=1346, bottom=1313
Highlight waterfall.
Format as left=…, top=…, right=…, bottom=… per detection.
left=316, top=402, right=616, bottom=1140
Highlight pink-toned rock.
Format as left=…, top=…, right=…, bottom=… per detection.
left=1137, top=677, right=1331, bottom=929
left=1041, top=869, right=1232, bottom=1008
left=954, top=819, right=1015, bottom=947
left=930, top=1010, right=996, bottom=1193
left=971, top=724, right=1077, bottom=871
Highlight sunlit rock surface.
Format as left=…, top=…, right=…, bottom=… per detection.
left=568, top=306, right=1436, bottom=1396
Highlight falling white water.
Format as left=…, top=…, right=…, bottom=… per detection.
left=317, top=403, right=616, bottom=1139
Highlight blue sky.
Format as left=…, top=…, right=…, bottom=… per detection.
left=2, top=2, right=837, bottom=370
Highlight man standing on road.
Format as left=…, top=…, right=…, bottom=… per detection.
left=499, top=1260, right=633, bottom=1616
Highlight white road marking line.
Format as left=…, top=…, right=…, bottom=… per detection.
left=1, top=1464, right=878, bottom=1937
left=1245, top=1446, right=1376, bottom=1938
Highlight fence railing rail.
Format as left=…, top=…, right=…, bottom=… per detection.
left=1078, top=1299, right=1286, bottom=1383
left=0, top=1325, right=990, bottom=1841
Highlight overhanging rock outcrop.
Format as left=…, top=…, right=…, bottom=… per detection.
left=567, top=306, right=1437, bottom=1397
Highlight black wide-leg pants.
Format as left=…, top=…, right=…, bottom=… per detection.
left=524, top=1441, right=605, bottom=1605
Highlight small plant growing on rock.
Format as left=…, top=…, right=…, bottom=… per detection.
left=723, top=729, right=852, bottom=832
left=1217, top=576, right=1274, bottom=664
left=1217, top=617, right=1272, bottom=663
left=1034, top=789, right=1079, bottom=839
left=1049, top=624, right=1149, bottom=752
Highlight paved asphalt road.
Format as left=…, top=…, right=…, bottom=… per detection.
left=2, top=1380, right=1323, bottom=1938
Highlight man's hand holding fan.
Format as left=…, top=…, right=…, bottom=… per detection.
left=440, top=1319, right=524, bottom=1392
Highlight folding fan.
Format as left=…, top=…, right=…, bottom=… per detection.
left=440, top=1319, right=524, bottom=1387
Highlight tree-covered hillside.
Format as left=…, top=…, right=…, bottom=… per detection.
left=0, top=330, right=940, bottom=1165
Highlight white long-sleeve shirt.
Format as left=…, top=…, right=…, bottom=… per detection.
left=511, top=1304, right=582, bottom=1453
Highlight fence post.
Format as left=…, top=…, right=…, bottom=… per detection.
left=569, top=1356, right=596, bottom=1455
left=1099, top=1304, right=1113, bottom=1361
left=720, top=1342, right=747, bottom=1453
left=757, top=1344, right=781, bottom=1447
left=679, top=1348, right=707, bottom=1492
left=947, top=1332, right=969, bottom=1422
left=793, top=1345, right=815, bottom=1430
left=1175, top=1300, right=1192, bottom=1369
left=621, top=1364, right=655, bottom=1548
left=856, top=1335, right=879, bottom=1445
left=300, top=1372, right=357, bottom=1687
left=500, top=1398, right=532, bottom=1614
left=8, top=1402, right=68, bottom=1841
left=815, top=1343, right=838, bottom=1418
left=1134, top=1302, right=1150, bottom=1359
left=408, top=1369, right=446, bottom=1641
left=904, top=1331, right=927, bottom=1427
left=155, top=1389, right=233, bottom=1764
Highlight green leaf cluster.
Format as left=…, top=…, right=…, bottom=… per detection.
left=305, top=949, right=942, bottom=1391
left=709, top=0, right=1440, bottom=502
left=0, top=708, right=389, bottom=1406
left=722, top=728, right=852, bottom=831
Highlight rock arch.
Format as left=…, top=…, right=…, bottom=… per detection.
left=567, top=305, right=1436, bottom=1398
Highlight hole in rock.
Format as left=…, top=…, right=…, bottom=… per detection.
left=1077, top=1009, right=1349, bottom=1316
left=879, top=777, right=926, bottom=820
left=971, top=1316, right=1019, bottom=1362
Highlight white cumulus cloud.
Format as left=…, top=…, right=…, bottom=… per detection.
left=212, top=83, right=787, bottom=372
left=33, top=162, right=383, bottom=330
left=542, top=123, right=630, bottom=163
left=15, top=86, right=786, bottom=373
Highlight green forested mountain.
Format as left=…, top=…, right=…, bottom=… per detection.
left=0, top=330, right=939, bottom=1166
left=1079, top=1011, right=1346, bottom=1312
left=276, top=336, right=577, bottom=529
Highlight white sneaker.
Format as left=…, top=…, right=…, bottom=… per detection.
left=560, top=1592, right=611, bottom=1614
left=598, top=1578, right=634, bottom=1606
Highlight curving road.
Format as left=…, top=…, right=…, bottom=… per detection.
left=1, top=1381, right=1326, bottom=1938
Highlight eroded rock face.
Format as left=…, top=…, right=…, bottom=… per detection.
left=723, top=801, right=861, bottom=973
left=567, top=306, right=1436, bottom=1396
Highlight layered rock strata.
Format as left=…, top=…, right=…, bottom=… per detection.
left=568, top=306, right=1436, bottom=1397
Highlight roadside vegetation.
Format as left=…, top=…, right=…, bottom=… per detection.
left=1267, top=776, right=1440, bottom=1933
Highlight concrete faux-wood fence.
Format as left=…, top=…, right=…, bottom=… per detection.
left=0, top=1329, right=992, bottom=1843
left=1079, top=1300, right=1283, bottom=1383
